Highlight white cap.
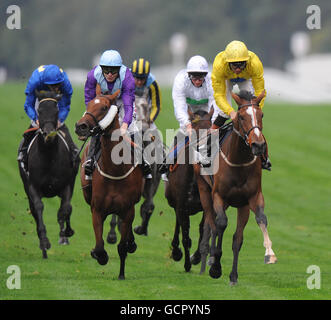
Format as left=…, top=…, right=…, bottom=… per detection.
left=186, top=55, right=209, bottom=73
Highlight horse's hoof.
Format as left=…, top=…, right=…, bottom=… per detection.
left=134, top=225, right=147, bottom=236
left=265, top=255, right=277, bottom=264
left=184, top=262, right=192, bottom=272
left=118, top=274, right=125, bottom=280
left=42, top=249, right=48, bottom=259
left=171, top=247, right=183, bottom=261
left=91, top=249, right=109, bottom=265
left=127, top=241, right=137, bottom=254
left=65, top=229, right=75, bottom=237
left=107, top=233, right=117, bottom=244
left=58, top=237, right=69, bottom=245
left=209, top=264, right=222, bottom=279
left=229, top=281, right=237, bottom=286
left=190, top=252, right=201, bottom=265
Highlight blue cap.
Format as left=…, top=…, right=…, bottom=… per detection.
left=43, top=65, right=64, bottom=85
left=99, top=50, right=122, bottom=67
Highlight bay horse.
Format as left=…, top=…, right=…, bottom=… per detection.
left=195, top=90, right=277, bottom=285
left=75, top=93, right=143, bottom=280
left=106, top=93, right=163, bottom=242
left=18, top=91, right=79, bottom=258
left=165, top=108, right=213, bottom=273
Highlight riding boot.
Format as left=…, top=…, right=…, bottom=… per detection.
left=197, top=115, right=228, bottom=167
left=58, top=123, right=80, bottom=165
left=84, top=135, right=99, bottom=180
left=17, top=128, right=36, bottom=173
left=141, top=155, right=152, bottom=179
left=261, top=139, right=272, bottom=171
left=158, top=162, right=170, bottom=181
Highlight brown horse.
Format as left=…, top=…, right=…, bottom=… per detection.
left=195, top=90, right=277, bottom=285
left=165, top=108, right=213, bottom=273
left=75, top=93, right=143, bottom=280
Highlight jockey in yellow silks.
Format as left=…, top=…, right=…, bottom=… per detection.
left=212, top=40, right=266, bottom=119
left=210, top=40, right=271, bottom=170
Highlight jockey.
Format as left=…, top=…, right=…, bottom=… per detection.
left=84, top=49, right=152, bottom=180
left=131, top=58, right=162, bottom=130
left=159, top=55, right=228, bottom=180
left=211, top=40, right=271, bottom=170
left=18, top=64, right=79, bottom=172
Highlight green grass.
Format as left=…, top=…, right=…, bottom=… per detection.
left=0, top=82, right=330, bottom=300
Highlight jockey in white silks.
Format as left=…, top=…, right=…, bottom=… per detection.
left=159, top=55, right=228, bottom=180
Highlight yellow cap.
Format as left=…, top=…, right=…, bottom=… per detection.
left=224, top=40, right=249, bottom=62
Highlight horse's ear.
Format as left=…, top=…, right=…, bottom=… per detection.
left=35, top=89, right=44, bottom=100
left=255, top=90, right=265, bottom=106
left=188, top=107, right=194, bottom=120
left=104, top=89, right=121, bottom=102
left=96, top=84, right=102, bottom=96
left=231, top=92, right=242, bottom=106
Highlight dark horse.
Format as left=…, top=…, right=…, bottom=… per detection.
left=18, top=91, right=79, bottom=258
left=195, top=90, right=277, bottom=285
left=75, top=93, right=143, bottom=280
left=106, top=94, right=163, bottom=243
left=165, top=108, right=213, bottom=273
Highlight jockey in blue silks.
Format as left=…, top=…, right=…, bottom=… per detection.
left=18, top=64, right=79, bottom=172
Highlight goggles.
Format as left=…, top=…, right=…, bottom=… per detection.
left=229, top=61, right=247, bottom=70
left=188, top=72, right=207, bottom=81
left=101, top=66, right=120, bottom=75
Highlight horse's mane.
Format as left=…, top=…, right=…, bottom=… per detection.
left=237, top=90, right=256, bottom=101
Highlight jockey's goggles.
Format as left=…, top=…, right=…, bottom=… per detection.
left=101, top=66, right=120, bottom=75
left=229, top=61, right=247, bottom=70
left=188, top=72, right=207, bottom=81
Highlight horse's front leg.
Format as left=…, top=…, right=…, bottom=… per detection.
left=178, top=207, right=192, bottom=272
left=117, top=207, right=135, bottom=280
left=229, top=205, right=250, bottom=285
left=58, top=185, right=74, bottom=245
left=249, top=193, right=277, bottom=264
left=91, top=209, right=108, bottom=266
left=209, top=192, right=228, bottom=279
left=171, top=216, right=182, bottom=261
left=28, top=186, right=50, bottom=258
left=190, top=214, right=204, bottom=265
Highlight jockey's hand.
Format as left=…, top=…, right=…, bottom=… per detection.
left=57, top=120, right=62, bottom=129
left=230, top=111, right=237, bottom=121
left=120, top=122, right=128, bottom=136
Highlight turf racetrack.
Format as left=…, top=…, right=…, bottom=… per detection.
left=0, top=83, right=330, bottom=300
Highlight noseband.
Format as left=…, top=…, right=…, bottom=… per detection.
left=233, top=102, right=262, bottom=146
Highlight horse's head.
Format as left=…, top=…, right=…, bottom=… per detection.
left=75, top=90, right=120, bottom=141
left=35, top=90, right=62, bottom=143
left=135, top=93, right=151, bottom=132
left=188, top=107, right=214, bottom=133
left=231, top=90, right=266, bottom=156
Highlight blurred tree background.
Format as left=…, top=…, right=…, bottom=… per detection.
left=0, top=0, right=330, bottom=79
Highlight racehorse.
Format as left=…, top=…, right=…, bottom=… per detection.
left=18, top=91, right=79, bottom=258
left=75, top=92, right=143, bottom=280
left=165, top=108, right=213, bottom=273
left=106, top=89, right=163, bottom=242
left=195, top=90, right=277, bottom=285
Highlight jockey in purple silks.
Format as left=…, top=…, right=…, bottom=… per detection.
left=83, top=49, right=152, bottom=180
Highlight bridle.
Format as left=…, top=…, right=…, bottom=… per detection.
left=233, top=102, right=263, bottom=147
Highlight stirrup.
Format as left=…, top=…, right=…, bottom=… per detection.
left=262, top=158, right=272, bottom=171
